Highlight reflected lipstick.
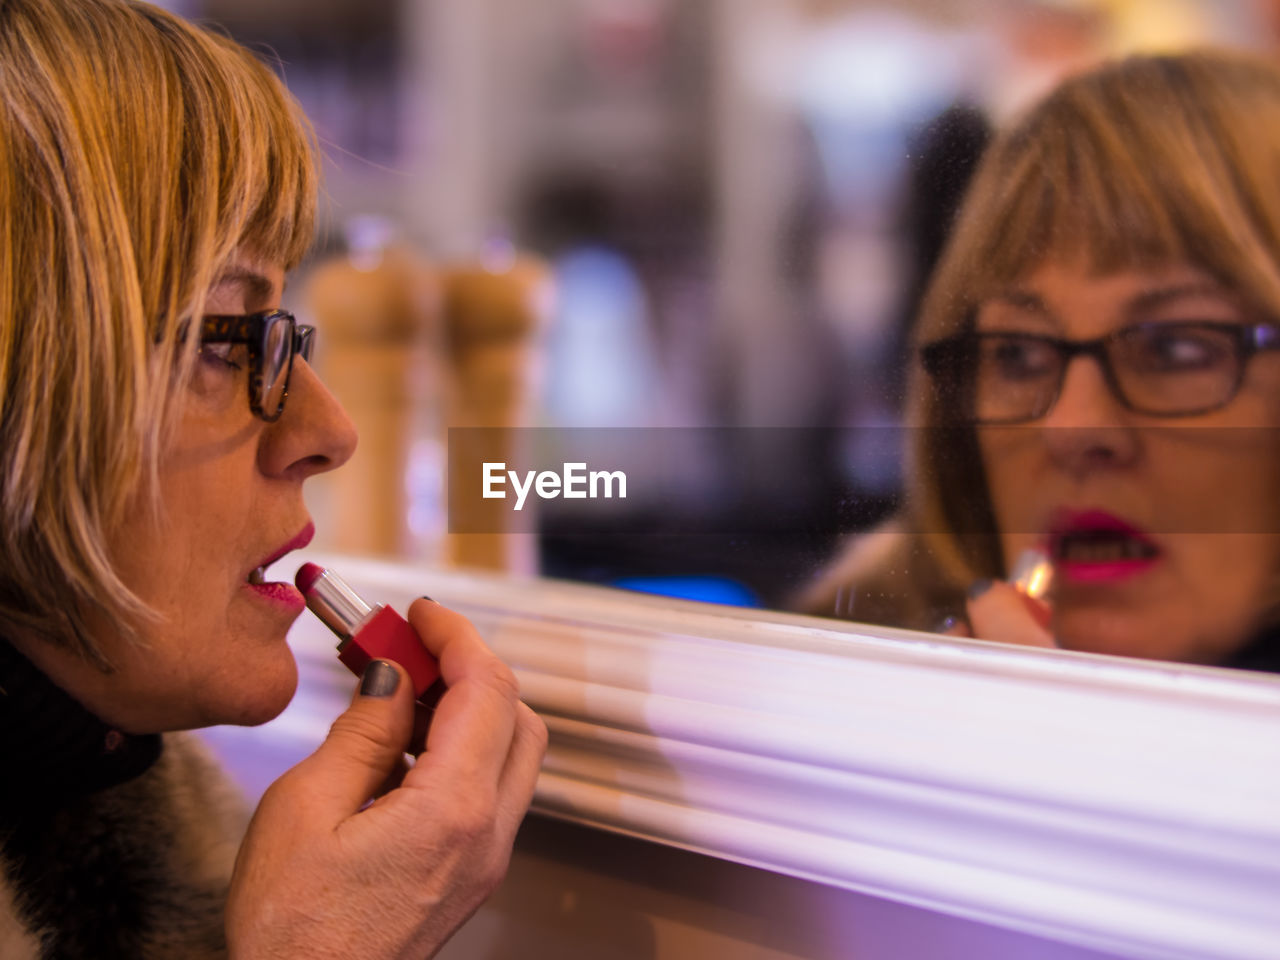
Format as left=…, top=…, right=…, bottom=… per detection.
left=296, top=563, right=442, bottom=703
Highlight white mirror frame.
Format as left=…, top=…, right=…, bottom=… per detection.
left=273, top=555, right=1280, bottom=960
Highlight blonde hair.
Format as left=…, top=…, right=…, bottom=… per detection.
left=0, top=0, right=317, bottom=661
left=907, top=49, right=1280, bottom=591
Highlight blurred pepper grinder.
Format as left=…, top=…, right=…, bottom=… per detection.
left=303, top=217, right=444, bottom=559
left=441, top=243, right=551, bottom=574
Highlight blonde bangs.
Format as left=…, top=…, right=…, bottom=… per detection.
left=206, top=36, right=318, bottom=273
left=135, top=11, right=318, bottom=330
left=944, top=51, right=1280, bottom=334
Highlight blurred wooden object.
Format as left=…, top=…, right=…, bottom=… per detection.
left=303, top=238, right=442, bottom=558
left=441, top=256, right=551, bottom=574
left=303, top=231, right=549, bottom=573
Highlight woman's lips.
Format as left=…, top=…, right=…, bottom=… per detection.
left=242, top=520, right=314, bottom=611
left=1045, top=509, right=1162, bottom=583
left=251, top=521, right=316, bottom=576
left=244, top=579, right=306, bottom=611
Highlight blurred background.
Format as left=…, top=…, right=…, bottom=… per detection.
left=159, top=0, right=1274, bottom=614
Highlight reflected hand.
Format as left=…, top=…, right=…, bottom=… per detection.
left=226, top=599, right=548, bottom=959
left=941, top=579, right=1058, bottom=650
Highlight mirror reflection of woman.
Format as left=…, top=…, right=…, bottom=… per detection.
left=806, top=50, right=1280, bottom=673
left=0, top=1, right=545, bottom=955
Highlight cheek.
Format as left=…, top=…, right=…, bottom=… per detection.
left=976, top=432, right=1033, bottom=524
left=142, top=479, right=253, bottom=610
left=103, top=433, right=262, bottom=656
left=1169, top=534, right=1280, bottom=602
left=1146, top=533, right=1280, bottom=662
left=1159, top=431, right=1280, bottom=532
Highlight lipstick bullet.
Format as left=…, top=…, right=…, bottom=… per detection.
left=1011, top=547, right=1055, bottom=602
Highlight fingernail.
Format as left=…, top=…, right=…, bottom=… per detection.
left=419, top=595, right=435, bottom=603
left=934, top=615, right=960, bottom=633
left=967, top=579, right=993, bottom=600
left=360, top=659, right=400, bottom=698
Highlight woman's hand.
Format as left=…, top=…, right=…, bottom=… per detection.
left=942, top=579, right=1058, bottom=650
left=225, top=599, right=548, bottom=959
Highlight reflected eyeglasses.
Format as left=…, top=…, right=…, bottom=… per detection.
left=198, top=309, right=315, bottom=422
left=919, top=321, right=1280, bottom=425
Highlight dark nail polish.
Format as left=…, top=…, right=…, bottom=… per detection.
left=934, top=615, right=960, bottom=633
left=360, top=659, right=400, bottom=698
left=967, top=579, right=994, bottom=600
left=419, top=595, right=435, bottom=603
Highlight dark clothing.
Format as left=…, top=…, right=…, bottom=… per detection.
left=0, top=638, right=162, bottom=808
left=1224, top=624, right=1280, bottom=674
left=0, top=638, right=244, bottom=959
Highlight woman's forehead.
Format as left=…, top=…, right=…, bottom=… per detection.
left=991, top=258, right=1222, bottom=294
left=207, top=259, right=285, bottom=313
left=974, top=259, right=1238, bottom=315
left=212, top=264, right=283, bottom=297
left=968, top=238, right=1220, bottom=299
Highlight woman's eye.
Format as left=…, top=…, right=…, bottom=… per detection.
left=198, top=341, right=245, bottom=370
left=984, top=338, right=1056, bottom=381
left=1133, top=328, right=1231, bottom=372
left=190, top=341, right=249, bottom=401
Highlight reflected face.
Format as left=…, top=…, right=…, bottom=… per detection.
left=30, top=255, right=357, bottom=732
left=976, top=258, right=1280, bottom=664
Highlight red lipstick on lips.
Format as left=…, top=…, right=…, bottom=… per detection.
left=295, top=563, right=443, bottom=704
left=1046, top=510, right=1161, bottom=583
left=244, top=522, right=315, bottom=609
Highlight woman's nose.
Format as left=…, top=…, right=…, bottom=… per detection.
left=1039, top=355, right=1138, bottom=472
left=259, top=359, right=358, bottom=480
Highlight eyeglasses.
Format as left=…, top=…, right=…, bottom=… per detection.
left=198, top=310, right=315, bottom=422
left=919, top=321, right=1280, bottom=424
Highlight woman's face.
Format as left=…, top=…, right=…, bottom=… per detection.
left=28, top=254, right=357, bottom=732
left=977, top=257, right=1280, bottom=664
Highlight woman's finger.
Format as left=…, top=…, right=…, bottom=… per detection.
left=933, top=615, right=973, bottom=638
left=403, top=599, right=521, bottom=792
left=493, top=702, right=548, bottom=839
left=966, top=580, right=1058, bottom=649
left=266, top=659, right=416, bottom=826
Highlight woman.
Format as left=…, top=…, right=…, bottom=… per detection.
left=804, top=49, right=1280, bottom=672
left=0, top=1, right=546, bottom=956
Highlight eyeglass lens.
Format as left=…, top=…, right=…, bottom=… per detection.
left=261, top=314, right=294, bottom=416
left=1111, top=325, right=1239, bottom=413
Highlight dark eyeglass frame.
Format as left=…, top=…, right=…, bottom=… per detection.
left=919, top=320, right=1280, bottom=425
left=198, top=309, right=315, bottom=422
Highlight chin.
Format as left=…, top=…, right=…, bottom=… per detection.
left=186, top=646, right=300, bottom=729
left=1055, top=610, right=1191, bottom=663
left=228, top=654, right=300, bottom=726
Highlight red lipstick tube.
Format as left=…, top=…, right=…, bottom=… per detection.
left=296, top=563, right=442, bottom=703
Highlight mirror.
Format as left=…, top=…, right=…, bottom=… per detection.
left=181, top=0, right=1280, bottom=673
